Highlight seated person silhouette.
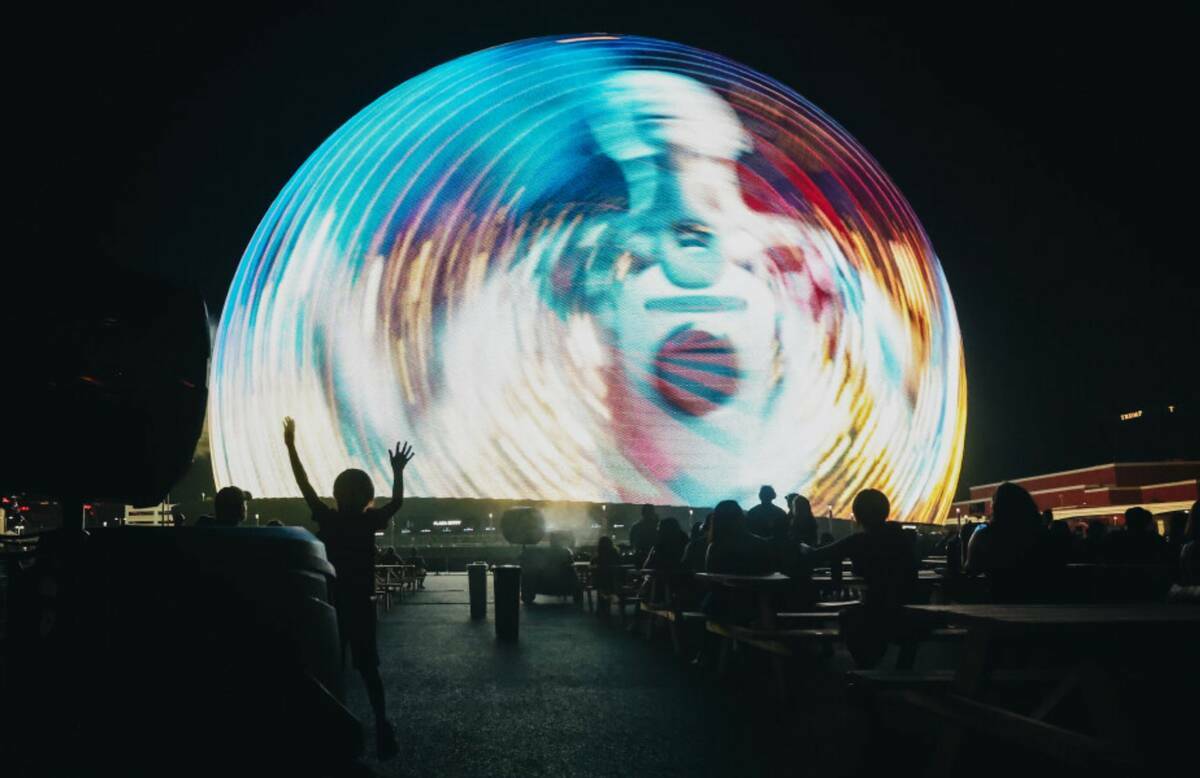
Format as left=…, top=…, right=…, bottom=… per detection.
left=405, top=546, right=428, bottom=589
left=966, top=482, right=1063, bottom=601
left=641, top=517, right=690, bottom=604
left=801, top=489, right=917, bottom=667
left=1168, top=501, right=1198, bottom=602
left=704, top=500, right=773, bottom=624
left=194, top=486, right=248, bottom=527
left=592, top=536, right=623, bottom=596
left=677, top=514, right=712, bottom=609
left=705, top=500, right=773, bottom=576
left=283, top=415, right=413, bottom=760
left=378, top=546, right=403, bottom=565
left=681, top=515, right=711, bottom=575
left=787, top=494, right=819, bottom=547
left=1103, top=506, right=1169, bottom=563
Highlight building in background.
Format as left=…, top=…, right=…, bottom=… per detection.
left=123, top=503, right=175, bottom=527
left=952, top=461, right=1198, bottom=526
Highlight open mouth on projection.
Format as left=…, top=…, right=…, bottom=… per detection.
left=652, top=327, right=740, bottom=416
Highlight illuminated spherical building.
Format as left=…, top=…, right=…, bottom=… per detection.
left=210, top=34, right=967, bottom=522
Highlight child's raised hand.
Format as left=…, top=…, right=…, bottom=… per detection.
left=390, top=441, right=414, bottom=470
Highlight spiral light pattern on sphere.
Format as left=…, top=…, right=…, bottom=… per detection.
left=210, top=34, right=967, bottom=522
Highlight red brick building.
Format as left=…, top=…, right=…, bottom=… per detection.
left=951, top=461, right=1199, bottom=525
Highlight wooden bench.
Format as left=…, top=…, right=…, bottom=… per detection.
left=812, top=600, right=860, bottom=610
left=776, top=611, right=841, bottom=622
left=879, top=689, right=1143, bottom=771
left=846, top=667, right=1060, bottom=692
left=706, top=621, right=841, bottom=655
left=897, top=603, right=1200, bottom=774
left=705, top=620, right=843, bottom=695
left=894, top=627, right=968, bottom=669
left=640, top=601, right=705, bottom=654
left=596, top=590, right=640, bottom=626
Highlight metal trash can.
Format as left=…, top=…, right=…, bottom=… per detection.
left=467, top=562, right=488, bottom=621
left=493, top=564, right=521, bottom=641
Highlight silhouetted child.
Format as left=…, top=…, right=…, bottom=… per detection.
left=802, top=489, right=917, bottom=667
left=283, top=416, right=413, bottom=760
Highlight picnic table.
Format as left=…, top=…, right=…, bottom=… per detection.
left=373, top=564, right=416, bottom=610
left=693, top=572, right=811, bottom=693
left=895, top=603, right=1200, bottom=773
left=921, top=555, right=948, bottom=569
left=691, top=572, right=796, bottom=623
left=591, top=564, right=643, bottom=624
left=809, top=567, right=942, bottom=603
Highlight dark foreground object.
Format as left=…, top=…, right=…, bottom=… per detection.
left=2, top=527, right=360, bottom=777
left=493, top=565, right=520, bottom=641
left=519, top=545, right=583, bottom=604
left=0, top=266, right=208, bottom=508
left=467, top=562, right=487, bottom=620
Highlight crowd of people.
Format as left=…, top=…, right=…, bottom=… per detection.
left=590, top=482, right=1200, bottom=666
left=183, top=425, right=1200, bottom=755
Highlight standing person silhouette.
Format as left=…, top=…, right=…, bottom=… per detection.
left=746, top=485, right=788, bottom=539
left=283, top=416, right=413, bottom=761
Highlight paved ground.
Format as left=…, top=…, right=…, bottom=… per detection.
left=341, top=574, right=875, bottom=778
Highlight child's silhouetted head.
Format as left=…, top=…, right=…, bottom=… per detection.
left=333, top=468, right=375, bottom=514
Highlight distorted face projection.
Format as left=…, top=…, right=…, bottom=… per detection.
left=554, top=70, right=842, bottom=501
left=210, top=35, right=967, bottom=522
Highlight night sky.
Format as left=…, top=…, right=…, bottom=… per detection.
left=12, top=1, right=1198, bottom=497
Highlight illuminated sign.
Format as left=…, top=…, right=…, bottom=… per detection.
left=209, top=35, right=966, bottom=522
left=1120, top=410, right=1143, bottom=421
left=432, top=519, right=462, bottom=527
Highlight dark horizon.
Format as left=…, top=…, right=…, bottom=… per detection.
left=10, top=1, right=1198, bottom=499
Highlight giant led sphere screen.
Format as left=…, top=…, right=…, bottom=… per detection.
left=211, top=34, right=967, bottom=521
